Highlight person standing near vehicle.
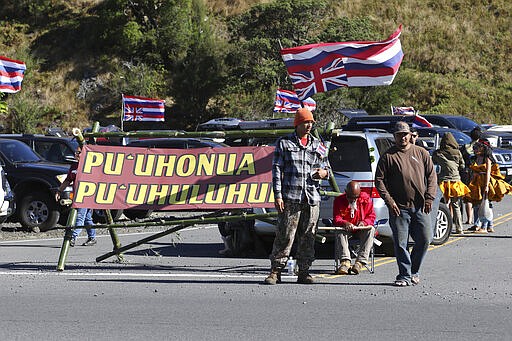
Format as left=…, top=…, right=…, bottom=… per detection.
left=264, top=108, right=329, bottom=285
left=461, top=127, right=482, bottom=225
left=465, top=139, right=512, bottom=233
left=375, top=121, right=437, bottom=287
left=56, top=145, right=96, bottom=247
left=432, top=132, right=470, bottom=234
left=409, top=127, right=419, bottom=145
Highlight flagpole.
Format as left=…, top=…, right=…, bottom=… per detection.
left=120, top=94, right=124, bottom=132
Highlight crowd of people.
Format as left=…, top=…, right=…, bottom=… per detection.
left=264, top=109, right=512, bottom=287
left=439, top=127, right=512, bottom=234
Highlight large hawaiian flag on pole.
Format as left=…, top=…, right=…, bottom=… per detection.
left=280, top=25, right=404, bottom=100
left=0, top=55, right=26, bottom=93
left=122, top=94, right=165, bottom=121
left=273, top=89, right=316, bottom=113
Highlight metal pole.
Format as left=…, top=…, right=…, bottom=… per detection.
left=87, top=123, right=124, bottom=260
left=312, top=125, right=340, bottom=193
left=96, top=222, right=194, bottom=262
left=56, top=193, right=78, bottom=271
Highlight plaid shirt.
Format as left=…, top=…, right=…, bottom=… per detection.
left=272, top=132, right=328, bottom=205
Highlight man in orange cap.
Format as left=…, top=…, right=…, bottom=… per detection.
left=264, top=107, right=330, bottom=285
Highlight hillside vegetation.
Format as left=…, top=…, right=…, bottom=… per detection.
left=0, top=0, right=510, bottom=133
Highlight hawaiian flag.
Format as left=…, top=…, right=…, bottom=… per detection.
left=280, top=26, right=403, bottom=100
left=315, top=143, right=328, bottom=158
left=411, top=114, right=433, bottom=128
left=391, top=106, right=433, bottom=127
left=0, top=55, right=26, bottom=93
left=273, top=89, right=316, bottom=113
left=391, top=106, right=415, bottom=115
left=122, top=95, right=165, bottom=122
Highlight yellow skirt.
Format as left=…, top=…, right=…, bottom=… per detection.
left=465, top=163, right=512, bottom=203
left=439, top=180, right=470, bottom=200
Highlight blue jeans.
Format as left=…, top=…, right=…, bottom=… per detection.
left=389, top=207, right=433, bottom=283
left=472, top=205, right=493, bottom=229
left=72, top=208, right=96, bottom=239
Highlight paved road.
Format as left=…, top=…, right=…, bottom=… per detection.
left=1, top=197, right=511, bottom=340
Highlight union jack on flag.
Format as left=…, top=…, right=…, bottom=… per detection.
left=0, top=55, right=26, bottom=93
left=273, top=89, right=316, bottom=113
left=124, top=106, right=144, bottom=121
left=280, top=25, right=404, bottom=100
left=122, top=95, right=165, bottom=122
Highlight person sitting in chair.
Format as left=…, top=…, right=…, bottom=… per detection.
left=333, top=181, right=376, bottom=275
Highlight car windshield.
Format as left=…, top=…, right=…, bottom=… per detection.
left=445, top=116, right=480, bottom=132
left=448, top=130, right=472, bottom=145
left=0, top=140, right=42, bottom=163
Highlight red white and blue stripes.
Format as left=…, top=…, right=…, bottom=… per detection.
left=281, top=26, right=404, bottom=100
left=273, top=89, right=316, bottom=113
left=122, top=95, right=165, bottom=122
left=0, top=55, right=26, bottom=93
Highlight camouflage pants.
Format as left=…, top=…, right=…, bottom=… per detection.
left=269, top=201, right=319, bottom=272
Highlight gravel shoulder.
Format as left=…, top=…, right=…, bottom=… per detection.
left=0, top=211, right=212, bottom=242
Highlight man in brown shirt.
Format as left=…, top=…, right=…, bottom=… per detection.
left=375, top=121, right=437, bottom=286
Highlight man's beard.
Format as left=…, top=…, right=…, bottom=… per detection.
left=349, top=200, right=357, bottom=218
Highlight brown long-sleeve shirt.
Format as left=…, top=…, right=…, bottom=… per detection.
left=375, top=144, right=437, bottom=209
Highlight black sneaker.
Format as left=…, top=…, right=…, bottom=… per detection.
left=69, top=238, right=75, bottom=247
left=82, top=238, right=97, bottom=246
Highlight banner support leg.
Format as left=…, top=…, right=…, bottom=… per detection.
left=57, top=208, right=78, bottom=271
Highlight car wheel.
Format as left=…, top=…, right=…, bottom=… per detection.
left=432, top=202, right=452, bottom=245
left=92, top=209, right=123, bottom=223
left=18, top=191, right=60, bottom=232
left=123, top=209, right=153, bottom=220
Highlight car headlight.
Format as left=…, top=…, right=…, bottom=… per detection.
left=56, top=174, right=68, bottom=183
left=486, top=137, right=499, bottom=148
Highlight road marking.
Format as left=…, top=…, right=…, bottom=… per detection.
left=0, top=271, right=267, bottom=279
left=1, top=213, right=510, bottom=279
left=494, top=211, right=512, bottom=224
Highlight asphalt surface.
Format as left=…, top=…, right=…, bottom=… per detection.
left=0, top=197, right=511, bottom=341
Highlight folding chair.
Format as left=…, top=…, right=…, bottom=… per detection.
left=322, top=219, right=384, bottom=274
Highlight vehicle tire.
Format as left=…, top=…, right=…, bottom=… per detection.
left=432, top=202, right=452, bottom=245
left=92, top=209, right=123, bottom=223
left=123, top=209, right=153, bottom=220
left=18, top=191, right=60, bottom=232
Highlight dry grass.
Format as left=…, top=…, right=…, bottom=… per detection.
left=206, top=0, right=272, bottom=15
left=3, top=0, right=511, bottom=130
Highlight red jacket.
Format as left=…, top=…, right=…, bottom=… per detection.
left=333, top=191, right=376, bottom=227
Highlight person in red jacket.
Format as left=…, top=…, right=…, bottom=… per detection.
left=333, top=181, right=376, bottom=275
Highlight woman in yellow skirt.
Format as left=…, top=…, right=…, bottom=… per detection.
left=465, top=139, right=512, bottom=233
left=433, top=132, right=470, bottom=234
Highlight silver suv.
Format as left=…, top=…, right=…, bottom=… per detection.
left=320, top=129, right=450, bottom=245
